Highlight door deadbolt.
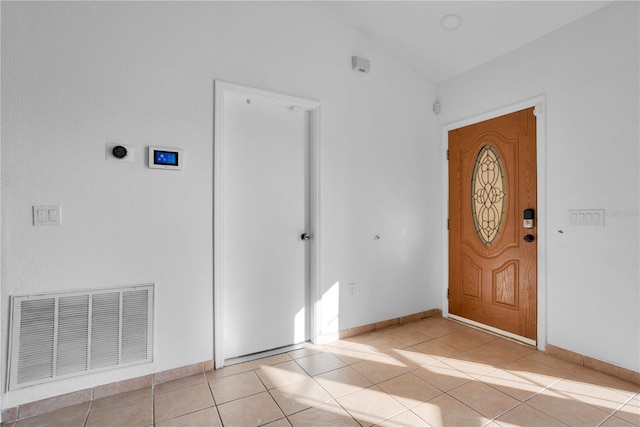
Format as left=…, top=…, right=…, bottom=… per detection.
left=523, top=208, right=535, bottom=229
left=300, top=233, right=311, bottom=241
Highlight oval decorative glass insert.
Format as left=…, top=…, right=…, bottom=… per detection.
left=471, top=145, right=507, bottom=246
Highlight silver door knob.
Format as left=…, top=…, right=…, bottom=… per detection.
left=300, top=233, right=311, bottom=241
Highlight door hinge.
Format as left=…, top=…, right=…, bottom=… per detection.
left=447, top=219, right=450, bottom=230
left=447, top=288, right=450, bottom=299
left=446, top=149, right=449, bottom=160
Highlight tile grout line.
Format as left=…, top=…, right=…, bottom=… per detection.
left=499, top=369, right=585, bottom=426
left=266, top=349, right=363, bottom=426
left=254, top=359, right=290, bottom=425
left=82, top=390, right=93, bottom=427
left=203, top=373, right=225, bottom=427
left=594, top=391, right=639, bottom=427
left=417, top=345, right=567, bottom=426
left=151, top=375, right=156, bottom=426
left=301, top=358, right=364, bottom=427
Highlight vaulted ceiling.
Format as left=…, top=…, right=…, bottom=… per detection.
left=324, top=1, right=611, bottom=82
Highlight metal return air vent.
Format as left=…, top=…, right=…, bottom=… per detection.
left=7, top=284, right=154, bottom=390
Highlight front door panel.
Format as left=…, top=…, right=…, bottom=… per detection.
left=449, top=108, right=537, bottom=340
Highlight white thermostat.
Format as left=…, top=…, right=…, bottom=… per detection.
left=148, top=146, right=183, bottom=170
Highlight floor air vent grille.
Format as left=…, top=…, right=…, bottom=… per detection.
left=8, top=284, right=153, bottom=390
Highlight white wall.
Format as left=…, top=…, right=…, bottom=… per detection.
left=437, top=1, right=639, bottom=372
left=1, top=2, right=438, bottom=407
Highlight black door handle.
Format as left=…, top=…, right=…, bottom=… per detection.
left=523, top=234, right=535, bottom=243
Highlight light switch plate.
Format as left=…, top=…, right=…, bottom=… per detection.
left=33, top=205, right=61, bottom=226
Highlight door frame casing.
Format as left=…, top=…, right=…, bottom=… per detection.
left=441, top=95, right=547, bottom=351
left=213, top=80, right=322, bottom=368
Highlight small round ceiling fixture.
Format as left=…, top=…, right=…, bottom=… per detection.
left=441, top=14, right=462, bottom=31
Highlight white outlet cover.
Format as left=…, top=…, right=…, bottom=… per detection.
left=33, top=205, right=61, bottom=226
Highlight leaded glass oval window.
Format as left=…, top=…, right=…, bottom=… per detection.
left=471, top=145, right=507, bottom=246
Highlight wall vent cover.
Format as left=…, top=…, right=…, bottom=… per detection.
left=7, top=284, right=153, bottom=390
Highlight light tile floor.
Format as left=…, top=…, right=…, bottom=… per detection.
left=6, top=317, right=640, bottom=426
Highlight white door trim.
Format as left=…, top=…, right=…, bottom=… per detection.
left=441, top=95, right=547, bottom=351
left=213, top=81, right=321, bottom=368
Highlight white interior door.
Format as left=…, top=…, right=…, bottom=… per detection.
left=221, top=90, right=310, bottom=360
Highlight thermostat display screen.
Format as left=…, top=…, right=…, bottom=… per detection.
left=154, top=150, right=178, bottom=166
left=148, top=146, right=183, bottom=170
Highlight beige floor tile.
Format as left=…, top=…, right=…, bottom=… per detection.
left=440, top=353, right=498, bottom=378
left=388, top=348, right=439, bottom=369
left=493, top=338, right=537, bottom=356
left=409, top=319, right=468, bottom=338
left=409, top=339, right=462, bottom=359
left=376, top=410, right=430, bottom=426
left=347, top=330, right=388, bottom=344
left=479, top=368, right=545, bottom=401
left=337, top=386, right=407, bottom=427
left=287, top=346, right=324, bottom=360
left=85, top=397, right=151, bottom=427
left=437, top=329, right=498, bottom=351
left=18, top=391, right=91, bottom=421
left=526, top=389, right=611, bottom=426
left=90, top=387, right=151, bottom=410
left=571, top=367, right=640, bottom=396
left=16, top=403, right=90, bottom=427
left=32, top=414, right=86, bottom=427
left=295, top=351, right=346, bottom=376
left=600, top=414, right=638, bottom=427
left=504, top=356, right=568, bottom=387
left=377, top=373, right=442, bottom=409
left=412, top=393, right=490, bottom=427
left=350, top=337, right=405, bottom=355
left=269, top=377, right=333, bottom=416
left=323, top=337, right=362, bottom=350
left=251, top=353, right=293, bottom=369
left=466, top=341, right=527, bottom=366
left=256, top=360, right=310, bottom=389
left=448, top=381, right=519, bottom=419
left=615, top=395, right=640, bottom=426
left=209, top=370, right=266, bottom=404
left=525, top=352, right=580, bottom=374
left=263, top=417, right=292, bottom=427
left=385, top=329, right=434, bottom=347
left=156, top=407, right=222, bottom=427
left=412, top=361, right=474, bottom=392
left=351, top=355, right=410, bottom=384
left=265, top=418, right=291, bottom=427
left=495, top=404, right=567, bottom=427
left=549, top=376, right=633, bottom=411
left=154, top=382, right=214, bottom=423
left=287, top=400, right=359, bottom=426
left=217, top=392, right=284, bottom=427
left=314, top=365, right=374, bottom=398
left=377, top=322, right=411, bottom=334
left=326, top=345, right=386, bottom=365
left=206, top=362, right=253, bottom=382
left=155, top=373, right=206, bottom=395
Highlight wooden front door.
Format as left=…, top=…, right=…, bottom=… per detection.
left=448, top=108, right=537, bottom=341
